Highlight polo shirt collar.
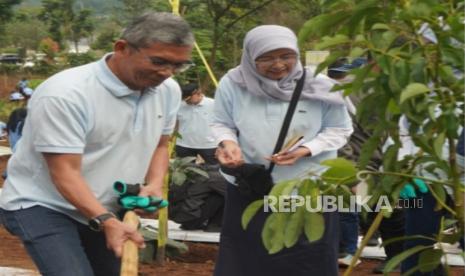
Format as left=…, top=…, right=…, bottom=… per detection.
left=95, top=53, right=143, bottom=97
left=197, top=96, right=206, bottom=106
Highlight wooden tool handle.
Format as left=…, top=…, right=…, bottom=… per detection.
left=120, top=211, right=140, bottom=276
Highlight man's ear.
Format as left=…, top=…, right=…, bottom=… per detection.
left=113, top=40, right=131, bottom=54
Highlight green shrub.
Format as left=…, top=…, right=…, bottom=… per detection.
left=0, top=99, right=26, bottom=122
left=29, top=79, right=45, bottom=89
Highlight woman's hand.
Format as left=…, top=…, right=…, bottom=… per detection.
left=216, top=140, right=244, bottom=168
left=266, top=146, right=311, bottom=166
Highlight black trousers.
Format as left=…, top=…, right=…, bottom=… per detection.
left=214, top=184, right=339, bottom=276
left=175, top=145, right=217, bottom=165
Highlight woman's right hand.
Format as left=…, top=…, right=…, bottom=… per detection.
left=216, top=140, right=244, bottom=168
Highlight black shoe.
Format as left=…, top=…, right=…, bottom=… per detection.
left=204, top=223, right=221, bottom=232
left=372, top=261, right=400, bottom=274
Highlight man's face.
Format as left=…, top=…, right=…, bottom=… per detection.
left=114, top=41, right=193, bottom=91
left=185, top=90, right=203, bottom=105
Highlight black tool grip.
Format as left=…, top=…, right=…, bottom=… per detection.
left=114, top=181, right=141, bottom=196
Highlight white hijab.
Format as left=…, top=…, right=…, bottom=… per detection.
left=227, top=25, right=345, bottom=105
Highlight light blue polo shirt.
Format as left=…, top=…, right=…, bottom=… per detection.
left=176, top=96, right=216, bottom=149
left=0, top=54, right=181, bottom=224
left=212, top=76, right=352, bottom=183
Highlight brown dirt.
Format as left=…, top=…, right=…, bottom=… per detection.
left=0, top=75, right=34, bottom=98
left=0, top=132, right=463, bottom=275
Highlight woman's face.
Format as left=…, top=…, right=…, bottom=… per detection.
left=254, top=48, right=298, bottom=80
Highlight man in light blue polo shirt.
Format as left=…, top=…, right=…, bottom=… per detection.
left=176, top=83, right=217, bottom=164
left=0, top=12, right=194, bottom=276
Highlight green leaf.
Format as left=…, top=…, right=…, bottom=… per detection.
left=270, top=179, right=298, bottom=197
left=349, top=47, right=366, bottom=58
left=427, top=103, right=438, bottom=121
left=178, top=156, right=197, bottom=165
left=351, top=63, right=373, bottom=93
left=441, top=232, right=462, bottom=244
left=284, top=205, right=305, bottom=248
left=313, top=50, right=345, bottom=76
left=358, top=126, right=383, bottom=170
left=241, top=200, right=264, bottom=229
left=384, top=245, right=430, bottom=273
left=371, top=23, right=390, bottom=30
left=381, top=235, right=436, bottom=247
left=315, top=34, right=350, bottom=49
left=298, top=12, right=350, bottom=44
left=430, top=183, right=446, bottom=211
left=418, top=249, right=443, bottom=272
left=261, top=213, right=277, bottom=251
left=387, top=99, right=401, bottom=114
left=382, top=144, right=400, bottom=172
left=391, top=59, right=410, bottom=91
left=303, top=212, right=324, bottom=242
left=261, top=212, right=288, bottom=254
left=184, top=167, right=209, bottom=178
left=321, top=158, right=357, bottom=184
left=433, top=132, right=446, bottom=157
left=171, top=171, right=187, bottom=186
left=400, top=83, right=430, bottom=104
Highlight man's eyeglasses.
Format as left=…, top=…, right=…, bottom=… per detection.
left=129, top=43, right=194, bottom=73
left=255, top=54, right=298, bottom=67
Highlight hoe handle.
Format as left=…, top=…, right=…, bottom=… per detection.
left=120, top=211, right=140, bottom=276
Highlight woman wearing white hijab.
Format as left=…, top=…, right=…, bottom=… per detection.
left=212, top=25, right=352, bottom=276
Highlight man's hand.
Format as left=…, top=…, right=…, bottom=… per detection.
left=102, top=217, right=145, bottom=257
left=266, top=146, right=311, bottom=166
left=216, top=140, right=244, bottom=168
left=138, top=183, right=163, bottom=198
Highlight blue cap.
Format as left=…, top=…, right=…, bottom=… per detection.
left=328, top=64, right=353, bottom=73
left=351, top=57, right=367, bottom=68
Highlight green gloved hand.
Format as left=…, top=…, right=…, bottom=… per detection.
left=113, top=180, right=169, bottom=212
left=399, top=178, right=428, bottom=199
left=118, top=195, right=168, bottom=212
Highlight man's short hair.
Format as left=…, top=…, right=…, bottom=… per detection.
left=181, top=83, right=199, bottom=99
left=121, top=12, right=195, bottom=48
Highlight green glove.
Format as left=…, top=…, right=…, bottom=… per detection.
left=118, top=195, right=169, bottom=212
left=113, top=180, right=169, bottom=212
left=399, top=178, right=428, bottom=199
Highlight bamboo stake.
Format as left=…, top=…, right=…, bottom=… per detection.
left=120, top=211, right=140, bottom=276
left=155, top=140, right=175, bottom=265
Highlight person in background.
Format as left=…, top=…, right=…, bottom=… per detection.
left=330, top=57, right=406, bottom=273
left=17, top=77, right=34, bottom=99
left=6, top=107, right=27, bottom=152
left=328, top=59, right=362, bottom=267
left=0, top=12, right=194, bottom=276
left=17, top=77, right=29, bottom=91
left=176, top=83, right=217, bottom=164
left=9, top=90, right=25, bottom=101
left=0, top=121, right=6, bottom=140
left=212, top=25, right=352, bottom=276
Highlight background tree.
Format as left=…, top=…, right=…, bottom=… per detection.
left=70, top=9, right=94, bottom=53
left=90, top=21, right=122, bottom=53
left=39, top=0, right=94, bottom=52
left=295, top=0, right=462, bottom=274
left=0, top=0, right=22, bottom=38
left=2, top=7, right=48, bottom=51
